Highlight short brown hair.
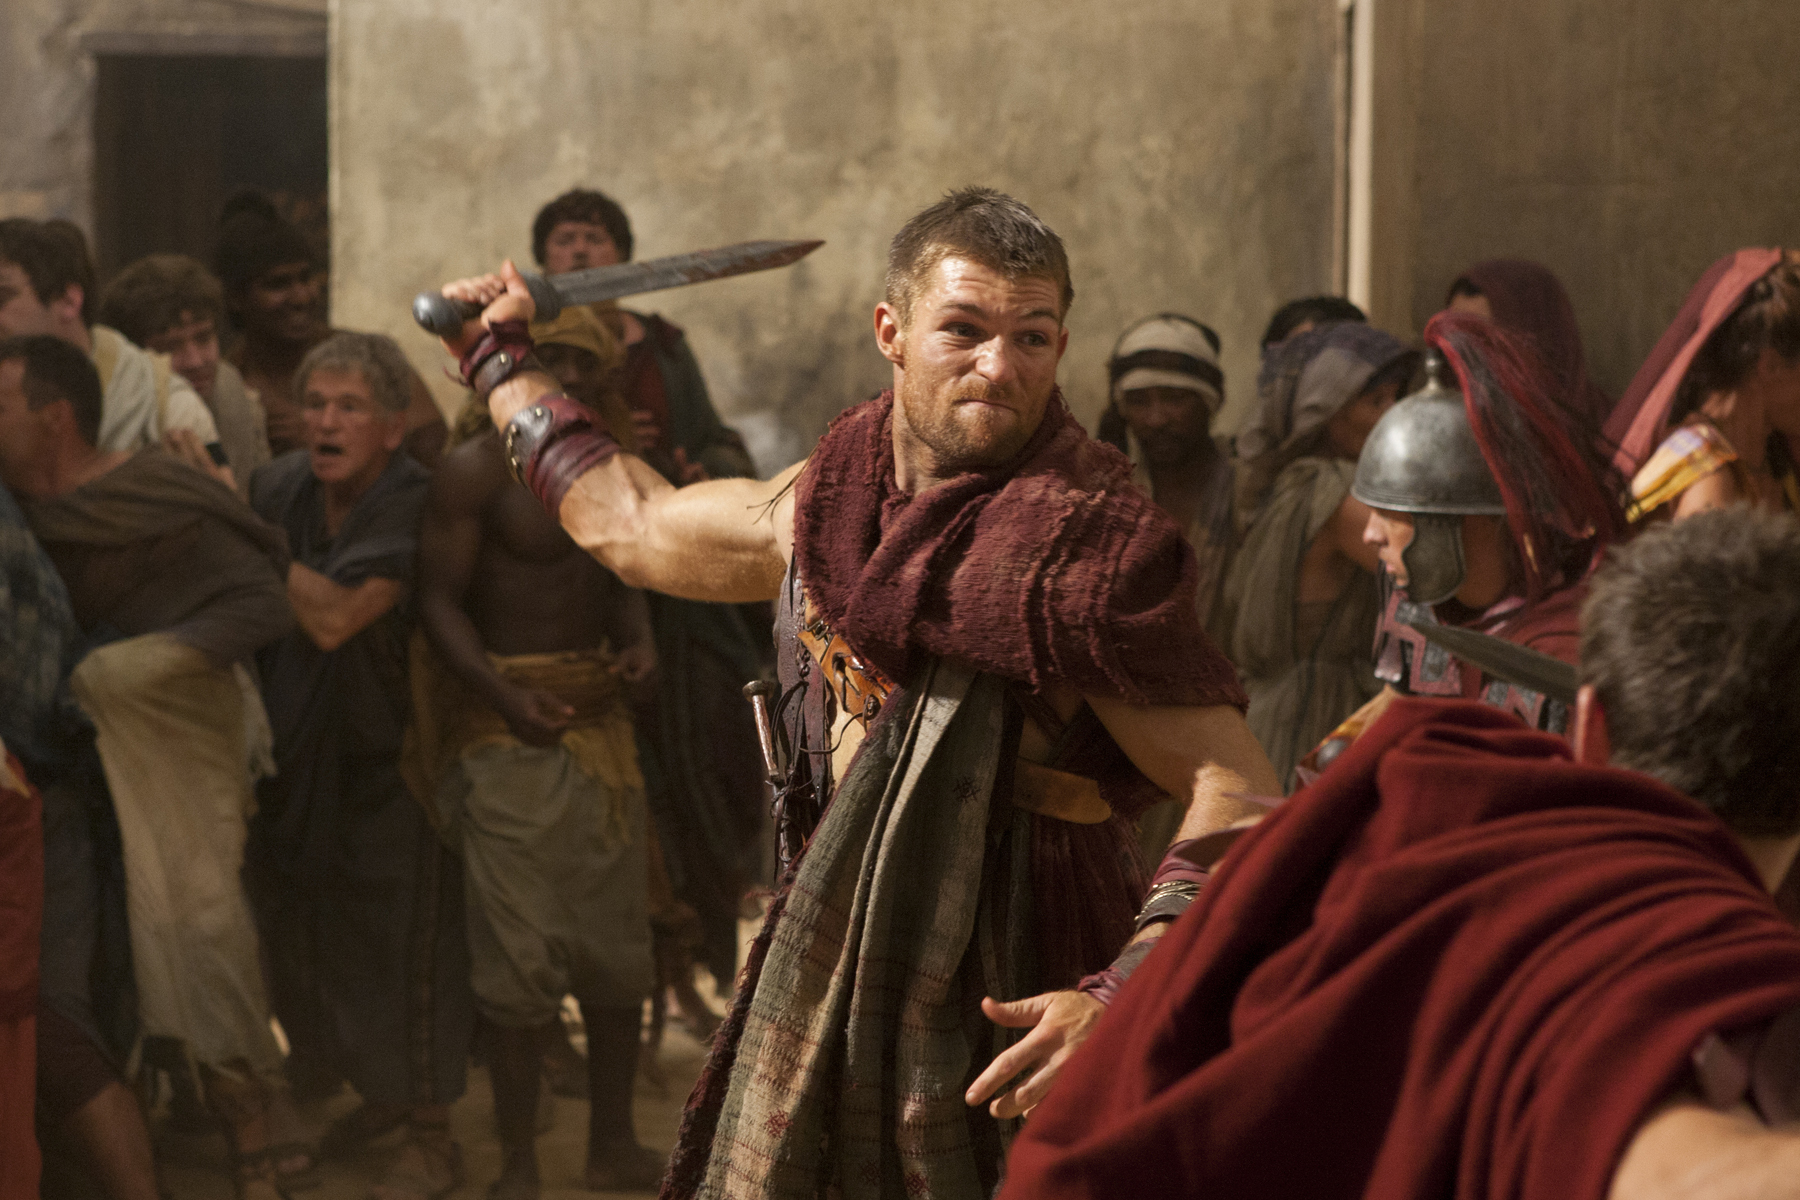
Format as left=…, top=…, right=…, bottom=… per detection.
left=0, top=218, right=96, bottom=326
left=293, top=331, right=414, bottom=415
left=99, top=254, right=225, bottom=346
left=0, top=335, right=104, bottom=445
left=1674, top=256, right=1800, bottom=422
left=1580, top=508, right=1800, bottom=837
left=884, top=187, right=1073, bottom=326
left=531, top=188, right=633, bottom=266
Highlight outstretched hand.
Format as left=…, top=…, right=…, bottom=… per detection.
left=437, top=259, right=538, bottom=359
left=965, top=989, right=1105, bottom=1119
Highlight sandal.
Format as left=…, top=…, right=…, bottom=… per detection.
left=233, top=1148, right=293, bottom=1200
left=320, top=1102, right=410, bottom=1160
left=266, top=1081, right=322, bottom=1187
left=369, top=1125, right=465, bottom=1200
left=269, top=1140, right=324, bottom=1190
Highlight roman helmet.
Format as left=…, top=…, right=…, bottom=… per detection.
left=1351, top=348, right=1506, bottom=604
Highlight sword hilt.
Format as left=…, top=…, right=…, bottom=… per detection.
left=410, top=271, right=564, bottom=338
left=743, top=679, right=785, bottom=785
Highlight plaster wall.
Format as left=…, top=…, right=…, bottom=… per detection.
left=1365, top=0, right=1800, bottom=400
left=331, top=0, right=1343, bottom=470
left=0, top=0, right=324, bottom=228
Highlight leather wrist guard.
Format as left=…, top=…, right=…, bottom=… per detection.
left=1077, top=838, right=1223, bottom=1008
left=459, top=318, right=541, bottom=400
left=1132, top=837, right=1212, bottom=934
left=1076, top=938, right=1156, bottom=1007
left=503, top=391, right=621, bottom=517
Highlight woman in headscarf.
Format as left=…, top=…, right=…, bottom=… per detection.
left=1605, top=249, right=1800, bottom=522
left=1215, top=322, right=1418, bottom=789
left=1445, top=259, right=1611, bottom=428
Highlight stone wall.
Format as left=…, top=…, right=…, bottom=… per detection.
left=23, top=1, right=1788, bottom=461
left=1362, top=0, right=1800, bottom=399
left=0, top=0, right=323, bottom=226
left=331, top=0, right=1343, bottom=470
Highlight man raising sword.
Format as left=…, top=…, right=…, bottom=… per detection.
left=434, top=187, right=1278, bottom=1199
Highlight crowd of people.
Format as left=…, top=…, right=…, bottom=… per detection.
left=0, top=189, right=767, bottom=1200
left=1, top=178, right=1799, bottom=1200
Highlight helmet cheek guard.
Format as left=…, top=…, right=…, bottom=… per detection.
left=1399, top=513, right=1467, bottom=606
left=1351, top=348, right=1506, bottom=606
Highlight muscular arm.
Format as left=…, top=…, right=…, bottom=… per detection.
left=285, top=564, right=403, bottom=653
left=440, top=263, right=792, bottom=602
left=553, top=451, right=797, bottom=601
left=605, top=580, right=657, bottom=684
left=415, top=446, right=517, bottom=714
left=1611, top=1098, right=1800, bottom=1200
left=967, top=697, right=1278, bottom=1119
left=605, top=584, right=654, bottom=653
left=1087, top=697, right=1280, bottom=841
left=400, top=370, right=449, bottom=468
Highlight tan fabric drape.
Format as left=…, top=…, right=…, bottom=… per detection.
left=1217, top=458, right=1382, bottom=790
left=70, top=633, right=280, bottom=1072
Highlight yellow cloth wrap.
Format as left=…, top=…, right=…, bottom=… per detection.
left=449, top=301, right=640, bottom=451
left=531, top=304, right=626, bottom=376
left=1627, top=422, right=1741, bottom=521
left=402, top=636, right=642, bottom=850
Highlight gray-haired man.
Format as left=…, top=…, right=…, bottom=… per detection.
left=248, top=332, right=474, bottom=1197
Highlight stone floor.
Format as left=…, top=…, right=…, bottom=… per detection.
left=150, top=1015, right=713, bottom=1200
left=144, top=1012, right=712, bottom=1200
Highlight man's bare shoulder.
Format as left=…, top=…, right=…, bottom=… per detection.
left=427, top=430, right=510, bottom=514
left=1611, top=1096, right=1800, bottom=1200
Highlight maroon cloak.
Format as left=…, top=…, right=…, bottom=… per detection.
left=1456, top=259, right=1611, bottom=429
left=0, top=751, right=42, bottom=1199
left=1003, top=699, right=1800, bottom=1200
left=1604, top=248, right=1784, bottom=473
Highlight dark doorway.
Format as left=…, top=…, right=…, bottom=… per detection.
left=92, top=54, right=328, bottom=284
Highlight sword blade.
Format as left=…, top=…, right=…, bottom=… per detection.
left=549, top=239, right=824, bottom=307
left=412, top=239, right=823, bottom=336
left=1401, top=617, right=1579, bottom=704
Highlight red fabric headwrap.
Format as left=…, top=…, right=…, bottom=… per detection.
left=1003, top=699, right=1800, bottom=1200
left=1605, top=248, right=1785, bottom=473
left=1457, top=259, right=1611, bottom=428
left=792, top=389, right=1244, bottom=709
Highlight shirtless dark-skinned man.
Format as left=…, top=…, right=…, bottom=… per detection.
left=415, top=320, right=662, bottom=1198
left=435, top=187, right=1278, bottom=1200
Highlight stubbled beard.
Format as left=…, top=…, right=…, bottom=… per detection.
left=897, top=381, right=1040, bottom=473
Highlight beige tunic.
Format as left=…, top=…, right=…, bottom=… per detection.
left=1216, top=456, right=1381, bottom=790
left=90, top=325, right=219, bottom=452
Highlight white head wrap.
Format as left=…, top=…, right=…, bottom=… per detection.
left=1108, top=314, right=1224, bottom=416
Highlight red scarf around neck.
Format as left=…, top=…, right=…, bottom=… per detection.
left=792, top=389, right=1244, bottom=709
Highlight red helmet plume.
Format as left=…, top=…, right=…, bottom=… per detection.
left=1423, top=311, right=1624, bottom=601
